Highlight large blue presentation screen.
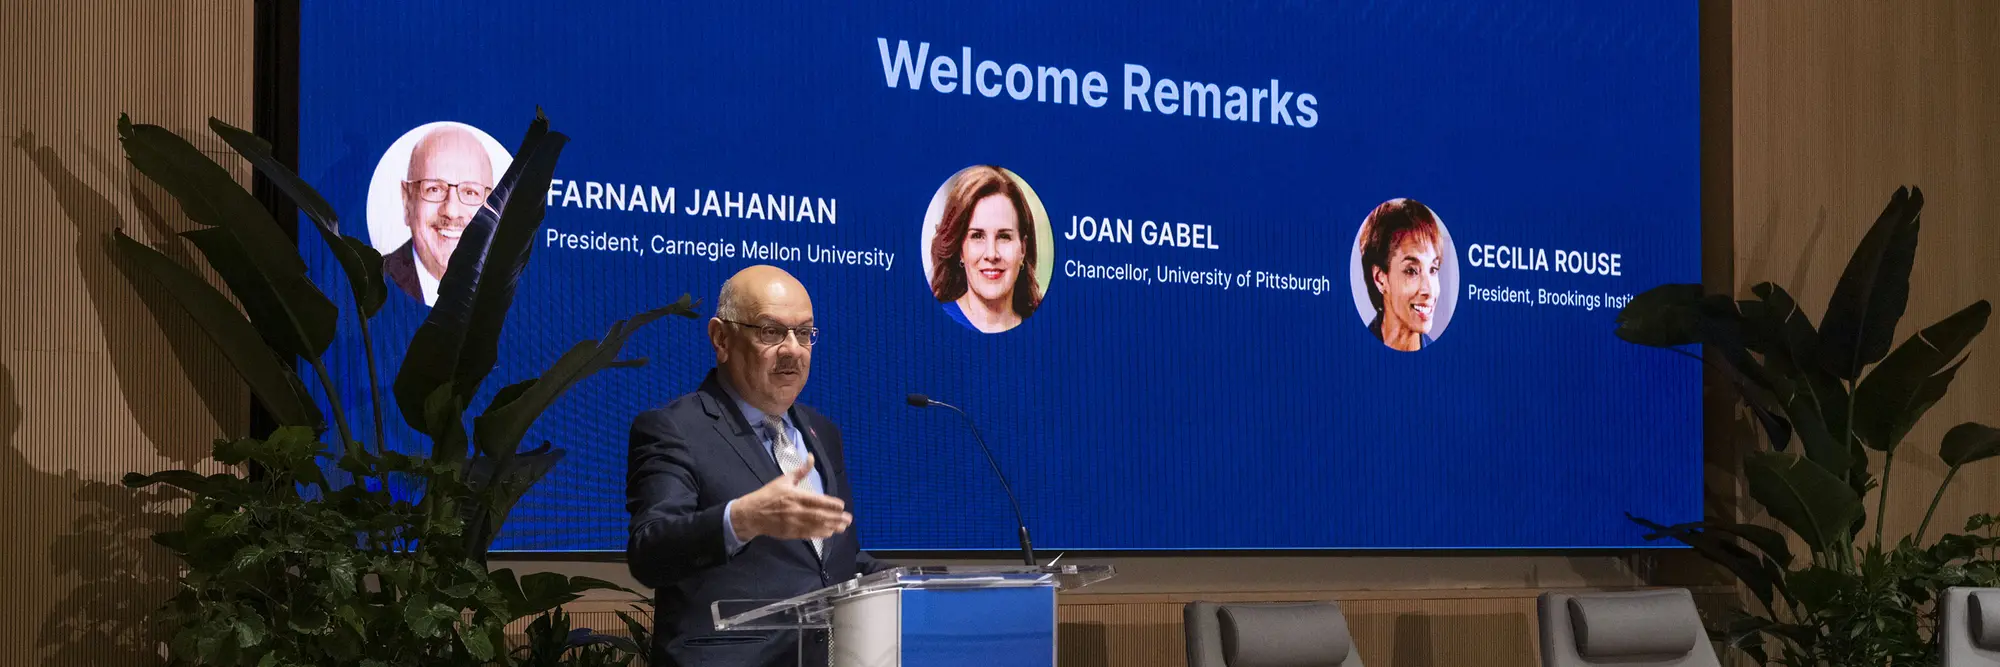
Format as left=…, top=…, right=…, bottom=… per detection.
left=297, top=1, right=1702, bottom=551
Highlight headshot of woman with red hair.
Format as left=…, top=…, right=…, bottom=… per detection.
left=926, top=165, right=1044, bottom=333
left=1357, top=198, right=1443, bottom=351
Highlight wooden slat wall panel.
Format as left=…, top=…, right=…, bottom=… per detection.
left=1732, top=0, right=2000, bottom=543
left=1053, top=589, right=1736, bottom=667
left=1059, top=599, right=1542, bottom=667
left=2, top=2, right=255, bottom=666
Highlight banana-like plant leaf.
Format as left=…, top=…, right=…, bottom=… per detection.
left=1619, top=286, right=1820, bottom=456
left=1745, top=284, right=1813, bottom=365
left=1706, top=522, right=1797, bottom=568
left=1847, top=437, right=1874, bottom=510
left=1819, top=186, right=1922, bottom=380
left=1809, top=368, right=1850, bottom=453
left=110, top=230, right=323, bottom=429
left=573, top=631, right=641, bottom=654
left=1899, top=355, right=1967, bottom=443
left=1783, top=391, right=1847, bottom=477
left=1784, top=566, right=1849, bottom=611
left=1745, top=451, right=1864, bottom=554
left=1750, top=283, right=1850, bottom=444
left=1714, top=611, right=1776, bottom=665
left=449, top=118, right=565, bottom=398
left=562, top=575, right=642, bottom=599
left=1737, top=297, right=1791, bottom=372
left=1631, top=515, right=1782, bottom=611
left=1939, top=422, right=2000, bottom=467
left=207, top=118, right=389, bottom=318
left=513, top=570, right=592, bottom=618
left=483, top=379, right=538, bottom=436
left=395, top=112, right=567, bottom=433
left=1852, top=300, right=1990, bottom=451
left=616, top=609, right=655, bottom=665
left=1716, top=608, right=1825, bottom=661
left=472, top=295, right=697, bottom=457
left=1705, top=340, right=1800, bottom=452
left=1687, top=294, right=1793, bottom=411
left=486, top=568, right=527, bottom=617
left=461, top=444, right=564, bottom=558
left=1675, top=337, right=1798, bottom=453
left=1714, top=349, right=1789, bottom=417
left=1749, top=405, right=1794, bottom=455
left=180, top=228, right=338, bottom=362
left=1616, top=283, right=1707, bottom=347
left=422, top=382, right=468, bottom=465
left=118, top=116, right=338, bottom=359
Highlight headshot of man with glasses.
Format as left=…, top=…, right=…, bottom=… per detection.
left=382, top=125, right=494, bottom=306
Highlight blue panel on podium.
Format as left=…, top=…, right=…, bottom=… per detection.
left=900, top=587, right=1055, bottom=667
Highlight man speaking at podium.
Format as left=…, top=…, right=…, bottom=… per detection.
left=627, top=265, right=890, bottom=667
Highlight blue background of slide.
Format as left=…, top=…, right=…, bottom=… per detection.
left=295, top=0, right=1701, bottom=550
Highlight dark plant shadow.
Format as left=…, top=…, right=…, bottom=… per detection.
left=2, top=362, right=174, bottom=665
left=1389, top=612, right=1436, bottom=667
left=0, top=363, right=64, bottom=666
left=1056, top=620, right=1110, bottom=666
left=1345, top=610, right=1534, bottom=666
left=35, top=476, right=181, bottom=666
left=14, top=130, right=243, bottom=464
left=1738, top=203, right=1784, bottom=295
left=1391, top=611, right=1532, bottom=666
left=1737, top=204, right=1828, bottom=300
left=1787, top=207, right=1829, bottom=302
left=10, top=127, right=243, bottom=666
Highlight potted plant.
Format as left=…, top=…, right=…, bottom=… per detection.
left=111, top=110, right=691, bottom=666
left=1618, top=186, right=2000, bottom=665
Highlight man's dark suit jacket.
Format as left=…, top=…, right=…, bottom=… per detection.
left=382, top=239, right=422, bottom=302
left=627, top=370, right=887, bottom=667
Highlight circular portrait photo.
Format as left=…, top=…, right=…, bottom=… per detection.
left=1348, top=198, right=1459, bottom=352
left=919, top=165, right=1056, bottom=334
left=366, top=121, right=514, bottom=307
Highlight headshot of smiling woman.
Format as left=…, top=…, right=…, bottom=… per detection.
left=927, top=165, right=1044, bottom=333
left=1358, top=198, right=1445, bottom=351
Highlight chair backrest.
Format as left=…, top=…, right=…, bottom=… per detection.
left=1537, top=589, right=1720, bottom=667
left=1942, top=587, right=2000, bottom=666
left=1184, top=600, right=1365, bottom=667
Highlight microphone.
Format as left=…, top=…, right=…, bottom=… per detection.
left=905, top=393, right=1035, bottom=566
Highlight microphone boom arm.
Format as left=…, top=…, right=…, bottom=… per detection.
left=912, top=396, right=1035, bottom=566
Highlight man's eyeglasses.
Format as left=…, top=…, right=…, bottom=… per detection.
left=405, top=179, right=491, bottom=207
left=720, top=319, right=819, bottom=347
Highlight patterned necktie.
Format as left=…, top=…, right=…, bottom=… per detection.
left=764, top=416, right=822, bottom=557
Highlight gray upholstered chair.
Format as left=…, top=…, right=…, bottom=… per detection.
left=1184, top=601, right=1365, bottom=667
left=1943, top=587, right=2000, bottom=666
left=1537, top=589, right=1720, bottom=667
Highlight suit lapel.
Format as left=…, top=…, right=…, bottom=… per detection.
left=385, top=240, right=422, bottom=301
left=716, top=419, right=780, bottom=483
left=697, top=374, right=781, bottom=483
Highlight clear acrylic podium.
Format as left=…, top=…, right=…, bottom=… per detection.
left=712, top=564, right=1115, bottom=667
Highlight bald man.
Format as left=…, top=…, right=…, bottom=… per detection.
left=626, top=266, right=890, bottom=667
left=383, top=126, right=494, bottom=305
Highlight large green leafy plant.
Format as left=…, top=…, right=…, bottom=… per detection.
left=1618, top=186, right=2000, bottom=665
left=111, top=111, right=694, bottom=666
